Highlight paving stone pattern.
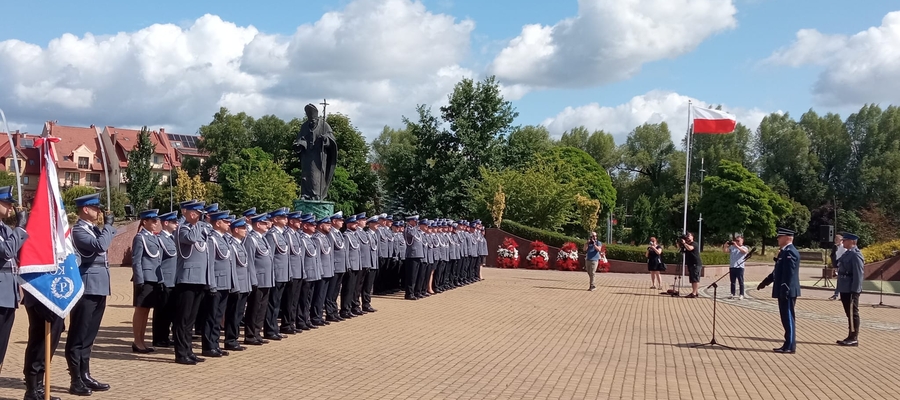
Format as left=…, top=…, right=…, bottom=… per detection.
left=0, top=267, right=898, bottom=399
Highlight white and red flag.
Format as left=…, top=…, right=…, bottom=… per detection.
left=692, top=106, right=737, bottom=134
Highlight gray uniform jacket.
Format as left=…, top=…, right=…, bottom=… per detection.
left=285, top=228, right=305, bottom=280
left=131, top=228, right=162, bottom=285
left=438, top=233, right=449, bottom=261
left=73, top=219, right=117, bottom=296
left=208, top=231, right=235, bottom=292
left=330, top=229, right=348, bottom=274
left=377, top=226, right=392, bottom=259
left=246, top=230, right=274, bottom=288
left=266, top=227, right=291, bottom=283
left=477, top=232, right=489, bottom=256
left=357, top=228, right=373, bottom=269
left=227, top=235, right=252, bottom=294
left=424, top=233, right=434, bottom=264
left=158, top=231, right=178, bottom=287
left=345, top=230, right=361, bottom=271
left=395, top=231, right=407, bottom=260
left=300, top=232, right=322, bottom=281
left=0, top=222, right=26, bottom=308
left=449, top=231, right=460, bottom=260
left=836, top=247, right=865, bottom=294
left=404, top=226, right=425, bottom=259
left=176, top=222, right=213, bottom=287
left=465, top=232, right=478, bottom=258
left=314, top=232, right=335, bottom=278
left=367, top=230, right=379, bottom=269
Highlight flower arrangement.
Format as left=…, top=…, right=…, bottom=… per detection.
left=555, top=242, right=579, bottom=271
left=526, top=241, right=550, bottom=270
left=597, top=244, right=610, bottom=273
left=496, top=237, right=520, bottom=268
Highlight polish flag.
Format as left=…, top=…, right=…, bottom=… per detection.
left=692, top=106, right=736, bottom=134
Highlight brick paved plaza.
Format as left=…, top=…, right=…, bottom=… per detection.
left=0, top=267, right=898, bottom=399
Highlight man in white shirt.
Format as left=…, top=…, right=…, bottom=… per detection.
left=829, top=233, right=846, bottom=300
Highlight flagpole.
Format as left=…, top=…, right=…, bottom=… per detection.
left=44, top=321, right=50, bottom=400
left=94, top=128, right=112, bottom=212
left=680, top=101, right=693, bottom=291
left=0, top=108, right=24, bottom=205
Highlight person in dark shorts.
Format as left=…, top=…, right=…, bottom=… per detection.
left=646, top=237, right=664, bottom=289
left=677, top=232, right=702, bottom=298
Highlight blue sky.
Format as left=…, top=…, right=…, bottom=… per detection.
left=1, top=0, right=898, bottom=143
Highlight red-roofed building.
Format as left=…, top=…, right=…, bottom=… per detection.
left=162, top=128, right=206, bottom=165
left=102, top=126, right=178, bottom=189
left=42, top=122, right=111, bottom=190
left=0, top=131, right=42, bottom=200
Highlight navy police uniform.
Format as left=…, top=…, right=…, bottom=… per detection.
left=758, top=227, right=801, bottom=353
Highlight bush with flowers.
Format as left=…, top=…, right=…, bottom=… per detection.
left=597, top=244, right=610, bottom=272
left=526, top=241, right=550, bottom=270
left=496, top=237, right=520, bottom=268
left=555, top=242, right=579, bottom=271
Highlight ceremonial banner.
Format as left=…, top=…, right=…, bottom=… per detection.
left=692, top=106, right=737, bottom=134
left=18, top=136, right=84, bottom=317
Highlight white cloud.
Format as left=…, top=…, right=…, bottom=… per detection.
left=766, top=11, right=900, bottom=107
left=541, top=90, right=771, bottom=144
left=0, top=0, right=475, bottom=138
left=489, top=0, right=737, bottom=91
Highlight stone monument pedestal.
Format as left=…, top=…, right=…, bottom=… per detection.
left=293, top=199, right=334, bottom=219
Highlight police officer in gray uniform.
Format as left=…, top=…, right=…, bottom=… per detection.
left=836, top=232, right=865, bottom=347
left=244, top=213, right=273, bottom=345
left=466, top=223, right=479, bottom=284
left=131, top=209, right=162, bottom=354
left=404, top=215, right=424, bottom=300
left=326, top=212, right=347, bottom=322
left=392, top=221, right=405, bottom=293
left=298, top=215, right=322, bottom=327
left=476, top=221, right=488, bottom=281
left=351, top=214, right=371, bottom=315
left=224, top=218, right=252, bottom=351
left=360, top=217, right=379, bottom=312
left=172, top=200, right=214, bottom=365
left=447, top=222, right=461, bottom=289
left=0, top=187, right=25, bottom=376
left=153, top=212, right=179, bottom=348
left=265, top=208, right=291, bottom=340
left=375, top=215, right=393, bottom=294
left=201, top=210, right=235, bottom=357
left=340, top=215, right=361, bottom=318
left=281, top=212, right=305, bottom=333
left=66, top=193, right=115, bottom=394
left=312, top=217, right=335, bottom=325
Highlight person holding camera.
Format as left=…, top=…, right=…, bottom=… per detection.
left=646, top=237, right=664, bottom=289
left=722, top=236, right=749, bottom=299
left=829, top=233, right=845, bottom=301
left=584, top=232, right=602, bottom=291
left=676, top=232, right=702, bottom=298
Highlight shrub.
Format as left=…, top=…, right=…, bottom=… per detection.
left=861, top=240, right=900, bottom=264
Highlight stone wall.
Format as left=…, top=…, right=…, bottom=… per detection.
left=108, top=220, right=140, bottom=267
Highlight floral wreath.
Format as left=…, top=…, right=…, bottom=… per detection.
left=597, top=244, right=610, bottom=273
left=555, top=242, right=579, bottom=271
left=526, top=241, right=550, bottom=270
left=496, top=237, right=520, bottom=268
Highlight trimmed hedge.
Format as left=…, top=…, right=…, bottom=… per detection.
left=501, top=220, right=731, bottom=266
left=861, top=240, right=900, bottom=264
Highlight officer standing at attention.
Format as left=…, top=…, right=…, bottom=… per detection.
left=67, top=193, right=115, bottom=395
left=361, top=217, right=379, bottom=312
left=352, top=214, right=371, bottom=315
left=403, top=215, right=424, bottom=300
left=281, top=212, right=305, bottom=333
left=476, top=221, right=488, bottom=281
left=265, top=208, right=290, bottom=340
left=153, top=211, right=179, bottom=348
left=202, top=210, right=235, bottom=357
left=312, top=217, right=335, bottom=325
left=326, top=212, right=347, bottom=322
left=375, top=214, right=392, bottom=294
left=299, top=215, right=323, bottom=327
left=172, top=200, right=214, bottom=365
left=340, top=215, right=361, bottom=319
left=758, top=227, right=801, bottom=354
left=835, top=232, right=864, bottom=347
left=224, top=218, right=252, bottom=352
left=244, top=213, right=273, bottom=345
left=392, top=221, right=406, bottom=293
left=0, top=186, right=25, bottom=377
left=130, top=209, right=162, bottom=354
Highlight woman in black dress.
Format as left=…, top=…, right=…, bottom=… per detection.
left=646, top=237, right=664, bottom=289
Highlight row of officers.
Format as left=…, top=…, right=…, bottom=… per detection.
left=0, top=189, right=490, bottom=400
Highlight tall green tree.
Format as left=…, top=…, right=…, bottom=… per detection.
left=470, top=162, right=578, bottom=231
left=218, top=148, right=297, bottom=212
left=124, top=126, right=162, bottom=209
left=502, top=125, right=552, bottom=169
left=755, top=112, right=826, bottom=209
left=197, top=107, right=254, bottom=180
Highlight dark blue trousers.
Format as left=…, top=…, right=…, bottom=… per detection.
left=778, top=296, right=797, bottom=351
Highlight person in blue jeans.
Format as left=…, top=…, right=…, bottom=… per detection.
left=723, top=236, right=749, bottom=299
left=584, top=232, right=602, bottom=291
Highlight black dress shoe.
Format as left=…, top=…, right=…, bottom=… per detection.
left=340, top=312, right=354, bottom=318
left=838, top=339, right=859, bottom=346
left=260, top=339, right=271, bottom=344
left=83, top=374, right=110, bottom=391
left=189, top=354, right=206, bottom=362
left=132, top=343, right=156, bottom=354
left=363, top=307, right=377, bottom=313
left=224, top=344, right=247, bottom=351
left=326, top=315, right=341, bottom=322
left=264, top=335, right=282, bottom=341
left=68, top=379, right=93, bottom=396
left=175, top=357, right=197, bottom=365
left=404, top=296, right=417, bottom=301
left=351, top=309, right=364, bottom=316
left=280, top=328, right=297, bottom=335
left=773, top=348, right=795, bottom=354
left=201, top=350, right=223, bottom=357
left=244, top=339, right=264, bottom=346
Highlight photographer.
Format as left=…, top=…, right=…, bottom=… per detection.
left=646, top=237, right=664, bottom=289
left=676, top=232, right=702, bottom=298
left=722, top=236, right=749, bottom=299
left=584, top=232, right=602, bottom=292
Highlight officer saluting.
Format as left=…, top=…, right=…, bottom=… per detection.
left=173, top=200, right=214, bottom=365
left=758, top=227, right=801, bottom=354
left=66, top=192, right=115, bottom=395
left=403, top=215, right=424, bottom=300
left=0, top=186, right=25, bottom=376
left=835, top=232, right=864, bottom=347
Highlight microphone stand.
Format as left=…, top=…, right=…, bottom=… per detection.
left=691, top=247, right=755, bottom=350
